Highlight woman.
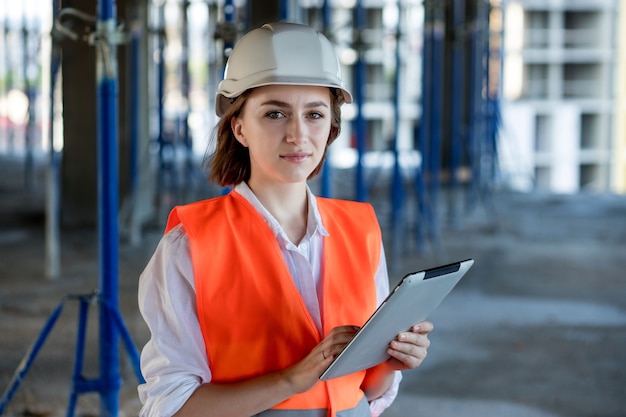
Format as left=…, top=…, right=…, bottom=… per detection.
left=138, top=22, right=433, bottom=417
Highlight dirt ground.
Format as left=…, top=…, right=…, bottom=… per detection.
left=1, top=155, right=625, bottom=417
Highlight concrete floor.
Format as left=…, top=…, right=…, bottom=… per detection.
left=1, top=155, right=625, bottom=417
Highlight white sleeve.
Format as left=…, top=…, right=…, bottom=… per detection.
left=369, top=242, right=403, bottom=417
left=137, top=224, right=210, bottom=417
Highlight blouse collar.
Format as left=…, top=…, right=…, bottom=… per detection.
left=233, top=182, right=330, bottom=245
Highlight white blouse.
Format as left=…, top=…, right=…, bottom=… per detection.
left=137, top=183, right=401, bottom=417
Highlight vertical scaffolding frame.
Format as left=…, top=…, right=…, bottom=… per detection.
left=389, top=2, right=405, bottom=268
left=353, top=0, right=367, bottom=202
left=95, top=1, right=122, bottom=415
left=1, top=2, right=144, bottom=416
left=320, top=0, right=333, bottom=197
left=415, top=0, right=433, bottom=253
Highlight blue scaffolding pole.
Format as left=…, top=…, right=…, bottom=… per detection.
left=320, top=0, right=333, bottom=197
left=466, top=1, right=482, bottom=213
left=353, top=0, right=367, bottom=202
left=214, top=0, right=237, bottom=196
left=69, top=0, right=146, bottom=414
left=223, top=0, right=236, bottom=50
left=1, top=3, right=144, bottom=416
left=415, top=1, right=433, bottom=254
left=180, top=0, right=194, bottom=201
left=480, top=0, right=497, bottom=204
left=428, top=1, right=444, bottom=249
left=127, top=3, right=142, bottom=246
left=2, top=13, right=14, bottom=153
left=279, top=0, right=289, bottom=21
left=46, top=0, right=62, bottom=280
left=155, top=3, right=170, bottom=206
left=95, top=1, right=122, bottom=413
left=21, top=7, right=38, bottom=190
left=389, top=3, right=404, bottom=271
left=448, top=0, right=466, bottom=229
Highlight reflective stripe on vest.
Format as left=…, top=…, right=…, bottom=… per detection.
left=166, top=192, right=381, bottom=417
left=252, top=396, right=370, bottom=417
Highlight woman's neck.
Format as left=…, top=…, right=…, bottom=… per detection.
left=247, top=180, right=309, bottom=245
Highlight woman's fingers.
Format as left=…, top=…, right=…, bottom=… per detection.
left=386, top=321, right=433, bottom=370
left=281, top=325, right=360, bottom=394
left=321, top=325, right=360, bottom=360
left=412, top=320, right=434, bottom=334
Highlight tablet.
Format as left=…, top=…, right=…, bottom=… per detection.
left=319, top=258, right=474, bottom=380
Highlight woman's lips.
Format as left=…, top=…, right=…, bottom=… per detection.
left=281, top=152, right=311, bottom=163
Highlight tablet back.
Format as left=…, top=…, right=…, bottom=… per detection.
left=319, top=258, right=474, bottom=380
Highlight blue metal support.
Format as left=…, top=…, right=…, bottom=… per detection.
left=180, top=0, right=194, bottom=201
left=475, top=0, right=487, bottom=200
left=279, top=0, right=289, bottom=21
left=389, top=4, right=404, bottom=271
left=2, top=14, right=15, bottom=153
left=0, top=301, right=65, bottom=415
left=448, top=0, right=466, bottom=229
left=353, top=1, right=367, bottom=202
left=155, top=3, right=169, bottom=208
left=224, top=0, right=236, bottom=48
left=415, top=1, right=433, bottom=253
left=491, top=1, right=504, bottom=191
left=67, top=297, right=91, bottom=417
left=46, top=0, right=62, bottom=280
left=481, top=0, right=498, bottom=200
left=95, top=0, right=122, bottom=414
left=0, top=293, right=144, bottom=416
left=320, top=0, right=333, bottom=198
left=129, top=10, right=141, bottom=216
left=2, top=5, right=144, bottom=415
left=464, top=0, right=497, bottom=213
left=321, top=1, right=331, bottom=39
left=21, top=7, right=37, bottom=190
left=218, top=0, right=237, bottom=195
left=466, top=0, right=482, bottom=212
left=482, top=3, right=493, bottom=195
left=428, top=1, right=444, bottom=247
left=0, top=16, right=6, bottom=149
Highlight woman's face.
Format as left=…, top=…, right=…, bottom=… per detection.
left=231, top=84, right=332, bottom=187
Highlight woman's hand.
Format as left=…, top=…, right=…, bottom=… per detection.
left=385, top=321, right=433, bottom=370
left=281, top=325, right=360, bottom=394
left=174, top=325, right=360, bottom=417
left=361, top=321, right=434, bottom=400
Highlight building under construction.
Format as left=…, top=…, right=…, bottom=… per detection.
left=0, top=1, right=625, bottom=417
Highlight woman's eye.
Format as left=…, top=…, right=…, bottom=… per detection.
left=308, top=112, right=324, bottom=120
left=266, top=111, right=284, bottom=119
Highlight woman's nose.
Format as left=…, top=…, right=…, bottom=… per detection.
left=285, top=117, right=307, bottom=144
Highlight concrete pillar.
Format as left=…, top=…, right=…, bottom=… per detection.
left=498, top=103, right=535, bottom=191
left=547, top=10, right=563, bottom=100
left=550, top=105, right=580, bottom=193
left=614, top=0, right=626, bottom=193
left=60, top=0, right=132, bottom=226
left=60, top=0, right=97, bottom=226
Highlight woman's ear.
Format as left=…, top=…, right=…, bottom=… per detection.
left=231, top=116, right=248, bottom=147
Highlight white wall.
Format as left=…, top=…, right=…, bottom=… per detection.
left=498, top=103, right=535, bottom=191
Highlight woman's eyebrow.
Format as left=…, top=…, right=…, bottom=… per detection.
left=260, top=99, right=289, bottom=108
left=260, top=99, right=329, bottom=109
left=306, top=101, right=329, bottom=109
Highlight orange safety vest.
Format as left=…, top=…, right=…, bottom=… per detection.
left=166, top=191, right=381, bottom=417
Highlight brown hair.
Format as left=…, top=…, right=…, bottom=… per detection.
left=207, top=88, right=344, bottom=187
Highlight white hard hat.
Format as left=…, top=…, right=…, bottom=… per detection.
left=215, top=22, right=353, bottom=117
